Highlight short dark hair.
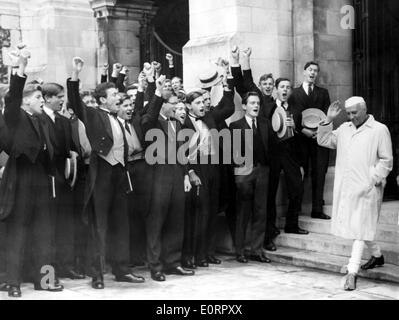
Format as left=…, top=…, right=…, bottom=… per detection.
left=304, top=61, right=320, bottom=71
left=80, top=90, right=94, bottom=100
left=94, top=82, right=116, bottom=105
left=126, top=83, right=138, bottom=91
left=275, top=78, right=291, bottom=89
left=259, top=73, right=274, bottom=84
left=186, top=91, right=204, bottom=104
left=242, top=91, right=260, bottom=105
left=41, top=83, right=64, bottom=98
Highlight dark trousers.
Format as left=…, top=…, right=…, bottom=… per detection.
left=189, top=163, right=220, bottom=262
left=88, top=158, right=130, bottom=278
left=146, top=164, right=185, bottom=273
left=301, top=137, right=329, bottom=212
left=219, top=164, right=236, bottom=245
left=5, top=158, right=53, bottom=286
left=73, top=163, right=90, bottom=274
left=127, top=159, right=153, bottom=265
left=54, top=175, right=75, bottom=274
left=182, top=189, right=195, bottom=262
left=266, top=152, right=303, bottom=243
left=235, top=166, right=269, bottom=256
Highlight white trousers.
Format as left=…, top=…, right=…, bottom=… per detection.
left=347, top=240, right=382, bottom=274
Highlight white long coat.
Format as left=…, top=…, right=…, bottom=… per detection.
left=317, top=115, right=393, bottom=241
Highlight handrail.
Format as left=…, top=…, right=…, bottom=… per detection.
left=153, top=30, right=183, bottom=57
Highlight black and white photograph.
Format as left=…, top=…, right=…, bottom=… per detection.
left=0, top=0, right=398, bottom=305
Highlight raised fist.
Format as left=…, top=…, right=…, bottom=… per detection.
left=156, top=75, right=166, bottom=91
left=121, top=65, right=129, bottom=74
left=8, top=44, right=31, bottom=67
left=102, top=63, right=109, bottom=74
left=241, top=47, right=252, bottom=57
left=113, top=63, right=122, bottom=72
left=166, top=53, right=174, bottom=63
left=138, top=71, right=147, bottom=88
left=143, top=62, right=155, bottom=79
left=231, top=45, right=239, bottom=62
left=72, top=57, right=84, bottom=73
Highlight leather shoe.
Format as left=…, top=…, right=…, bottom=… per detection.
left=250, top=254, right=271, bottom=263
left=344, top=273, right=357, bottom=291
left=0, top=283, right=10, bottom=292
left=197, top=260, right=209, bottom=268
left=361, top=255, right=385, bottom=270
left=34, top=282, right=64, bottom=292
left=311, top=212, right=331, bottom=220
left=284, top=227, right=309, bottom=235
left=8, top=285, right=21, bottom=298
left=236, top=255, right=248, bottom=263
left=207, top=256, right=222, bottom=264
left=264, top=241, right=277, bottom=252
left=59, top=269, right=86, bottom=280
left=151, top=271, right=166, bottom=282
left=165, top=266, right=195, bottom=276
left=182, top=260, right=197, bottom=269
left=115, top=273, right=145, bottom=283
left=91, top=277, right=105, bottom=289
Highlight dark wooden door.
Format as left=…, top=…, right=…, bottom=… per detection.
left=353, top=0, right=399, bottom=199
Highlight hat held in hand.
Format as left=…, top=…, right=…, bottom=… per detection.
left=198, top=65, right=224, bottom=89
left=302, top=108, right=327, bottom=130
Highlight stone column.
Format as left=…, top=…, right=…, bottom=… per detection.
left=90, top=0, right=157, bottom=85
left=1, top=0, right=99, bottom=89
left=183, top=0, right=295, bottom=91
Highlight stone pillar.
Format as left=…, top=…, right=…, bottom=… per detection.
left=90, top=0, right=157, bottom=86
left=1, top=0, right=98, bottom=89
left=183, top=0, right=295, bottom=91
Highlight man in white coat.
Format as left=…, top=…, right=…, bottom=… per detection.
left=317, top=97, right=393, bottom=291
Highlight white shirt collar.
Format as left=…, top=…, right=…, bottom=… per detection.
left=160, top=113, right=168, bottom=121
left=245, top=115, right=257, bottom=128
left=276, top=99, right=288, bottom=110
left=43, top=105, right=55, bottom=122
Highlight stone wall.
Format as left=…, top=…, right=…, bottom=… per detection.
left=0, top=0, right=98, bottom=90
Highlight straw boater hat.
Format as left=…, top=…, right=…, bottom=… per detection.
left=198, top=65, right=224, bottom=89
left=302, top=108, right=327, bottom=130
left=271, top=106, right=289, bottom=138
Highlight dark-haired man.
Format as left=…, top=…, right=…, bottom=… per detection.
left=291, top=62, right=331, bottom=220
left=265, top=77, right=309, bottom=250
left=230, top=92, right=272, bottom=264
left=67, top=57, right=145, bottom=289
left=0, top=47, right=64, bottom=297
left=40, top=82, right=83, bottom=280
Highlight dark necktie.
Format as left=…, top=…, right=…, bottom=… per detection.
left=110, top=113, right=128, bottom=165
left=252, top=119, right=258, bottom=135
left=308, top=85, right=313, bottom=96
left=124, top=122, right=131, bottom=135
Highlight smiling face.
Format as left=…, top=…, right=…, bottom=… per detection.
left=346, top=103, right=368, bottom=127
left=243, top=95, right=260, bottom=119
left=303, top=64, right=319, bottom=84
left=171, top=77, right=182, bottom=93
left=117, top=98, right=134, bottom=121
left=174, top=102, right=187, bottom=124
left=276, top=80, right=292, bottom=102
left=24, top=90, right=45, bottom=115
left=259, top=78, right=274, bottom=96
left=188, top=95, right=205, bottom=118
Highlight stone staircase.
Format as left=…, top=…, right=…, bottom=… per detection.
left=216, top=168, right=399, bottom=285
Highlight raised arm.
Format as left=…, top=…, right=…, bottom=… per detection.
left=68, top=57, right=87, bottom=125
left=141, top=75, right=165, bottom=134
left=4, top=46, right=30, bottom=128
left=100, top=63, right=108, bottom=84
left=230, top=46, right=247, bottom=98
left=210, top=83, right=235, bottom=124
left=317, top=101, right=341, bottom=150
left=165, top=53, right=176, bottom=79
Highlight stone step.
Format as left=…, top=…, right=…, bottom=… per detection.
left=277, top=216, right=399, bottom=244
left=275, top=232, right=399, bottom=266
left=277, top=202, right=399, bottom=226
left=266, top=247, right=399, bottom=284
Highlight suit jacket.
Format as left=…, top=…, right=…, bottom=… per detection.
left=229, top=116, right=272, bottom=175
left=291, top=84, right=330, bottom=113
left=0, top=74, right=55, bottom=220
left=0, top=112, right=11, bottom=154
left=67, top=78, right=127, bottom=211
